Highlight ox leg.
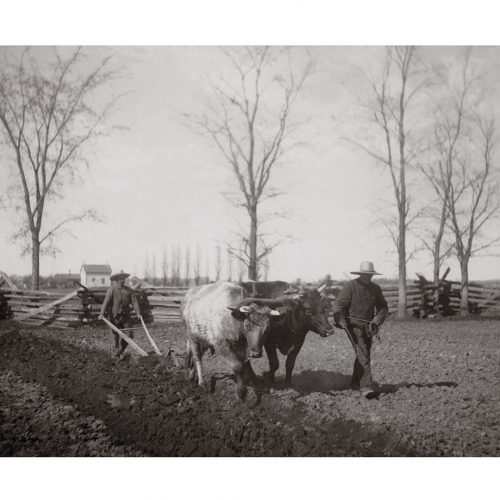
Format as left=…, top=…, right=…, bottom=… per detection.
left=243, top=360, right=257, bottom=385
left=190, top=341, right=205, bottom=388
left=284, top=339, right=305, bottom=387
left=220, top=344, right=247, bottom=400
left=263, top=338, right=279, bottom=385
left=185, top=340, right=196, bottom=382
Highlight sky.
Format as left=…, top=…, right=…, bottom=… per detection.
left=1, top=45, right=500, bottom=283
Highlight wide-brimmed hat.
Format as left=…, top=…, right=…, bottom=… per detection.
left=110, top=270, right=130, bottom=281
left=351, top=261, right=382, bottom=275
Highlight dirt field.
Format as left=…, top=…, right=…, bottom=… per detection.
left=0, top=317, right=498, bottom=456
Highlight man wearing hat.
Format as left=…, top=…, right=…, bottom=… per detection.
left=332, top=261, right=388, bottom=399
left=98, top=271, right=142, bottom=358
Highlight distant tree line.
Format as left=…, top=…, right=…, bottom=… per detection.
left=139, top=242, right=251, bottom=286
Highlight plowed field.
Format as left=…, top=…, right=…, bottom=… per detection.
left=1, top=318, right=498, bottom=456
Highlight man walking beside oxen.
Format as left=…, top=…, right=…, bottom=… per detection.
left=332, top=261, right=388, bottom=399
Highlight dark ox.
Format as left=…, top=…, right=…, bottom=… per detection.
left=249, top=286, right=334, bottom=386
left=239, top=280, right=290, bottom=299
left=181, top=281, right=281, bottom=400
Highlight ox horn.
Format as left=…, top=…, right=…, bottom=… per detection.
left=227, top=305, right=253, bottom=313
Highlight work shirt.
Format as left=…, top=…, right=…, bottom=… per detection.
left=332, top=278, right=388, bottom=326
left=100, top=284, right=141, bottom=320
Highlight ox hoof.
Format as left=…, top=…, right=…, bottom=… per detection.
left=209, top=377, right=216, bottom=393
left=262, top=371, right=276, bottom=385
left=236, top=386, right=248, bottom=401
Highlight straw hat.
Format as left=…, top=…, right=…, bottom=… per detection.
left=350, top=261, right=382, bottom=275
left=110, top=270, right=130, bottom=281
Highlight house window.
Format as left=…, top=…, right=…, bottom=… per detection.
left=102, top=278, right=105, bottom=284
left=92, top=277, right=95, bottom=282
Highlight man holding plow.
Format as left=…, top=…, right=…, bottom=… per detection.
left=332, top=261, right=388, bottom=399
left=98, top=270, right=142, bottom=358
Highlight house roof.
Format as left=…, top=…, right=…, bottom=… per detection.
left=81, top=264, right=112, bottom=274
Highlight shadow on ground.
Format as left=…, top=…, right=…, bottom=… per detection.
left=281, top=369, right=458, bottom=396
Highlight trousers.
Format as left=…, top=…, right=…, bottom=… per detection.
left=110, top=316, right=134, bottom=353
left=344, top=323, right=373, bottom=390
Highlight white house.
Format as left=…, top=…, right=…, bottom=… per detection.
left=80, top=264, right=112, bottom=288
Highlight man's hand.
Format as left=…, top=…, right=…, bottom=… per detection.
left=98, top=314, right=104, bottom=321
left=368, top=321, right=379, bottom=336
left=335, top=319, right=348, bottom=330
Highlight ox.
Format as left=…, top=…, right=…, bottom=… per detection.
left=181, top=281, right=281, bottom=400
left=239, top=280, right=290, bottom=299
left=248, top=286, right=335, bottom=386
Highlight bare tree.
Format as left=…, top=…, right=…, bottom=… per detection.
left=262, top=254, right=270, bottom=281
left=237, top=243, right=245, bottom=282
left=351, top=46, right=428, bottom=318
left=151, top=252, right=157, bottom=285
left=0, top=47, right=120, bottom=289
left=184, top=245, right=191, bottom=285
left=226, top=247, right=233, bottom=281
left=143, top=252, right=150, bottom=283
left=193, top=243, right=201, bottom=285
left=161, top=246, right=169, bottom=285
left=447, top=118, right=499, bottom=314
left=191, top=47, right=312, bottom=280
left=420, top=49, right=499, bottom=314
left=205, top=253, right=211, bottom=284
left=215, top=243, right=222, bottom=282
left=170, top=244, right=182, bottom=286
left=417, top=50, right=473, bottom=309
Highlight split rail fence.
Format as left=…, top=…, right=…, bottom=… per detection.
left=1, top=278, right=499, bottom=329
left=0, top=285, right=186, bottom=329
left=321, top=280, right=500, bottom=317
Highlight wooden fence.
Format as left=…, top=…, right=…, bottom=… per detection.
left=1, top=278, right=499, bottom=328
left=321, top=280, right=500, bottom=317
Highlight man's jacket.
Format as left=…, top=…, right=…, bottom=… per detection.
left=100, top=285, right=141, bottom=320
left=332, top=278, right=388, bottom=326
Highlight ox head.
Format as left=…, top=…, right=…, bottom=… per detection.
left=228, top=301, right=282, bottom=358
left=295, top=289, right=334, bottom=337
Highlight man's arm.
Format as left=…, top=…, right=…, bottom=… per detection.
left=99, top=287, right=113, bottom=318
left=332, top=282, right=352, bottom=327
left=373, top=285, right=388, bottom=325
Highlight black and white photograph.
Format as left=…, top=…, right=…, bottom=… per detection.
left=0, top=1, right=498, bottom=498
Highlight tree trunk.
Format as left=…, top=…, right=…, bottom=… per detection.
left=248, top=206, right=258, bottom=281
left=397, top=219, right=407, bottom=319
left=31, top=235, right=40, bottom=290
left=460, top=259, right=469, bottom=316
left=432, top=242, right=441, bottom=316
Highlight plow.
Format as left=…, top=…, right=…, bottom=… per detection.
left=100, top=316, right=183, bottom=365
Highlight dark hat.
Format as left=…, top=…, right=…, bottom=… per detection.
left=350, top=261, right=382, bottom=275
left=110, top=270, right=130, bottom=281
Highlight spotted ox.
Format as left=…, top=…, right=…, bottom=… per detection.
left=247, top=287, right=335, bottom=386
left=181, top=281, right=281, bottom=400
